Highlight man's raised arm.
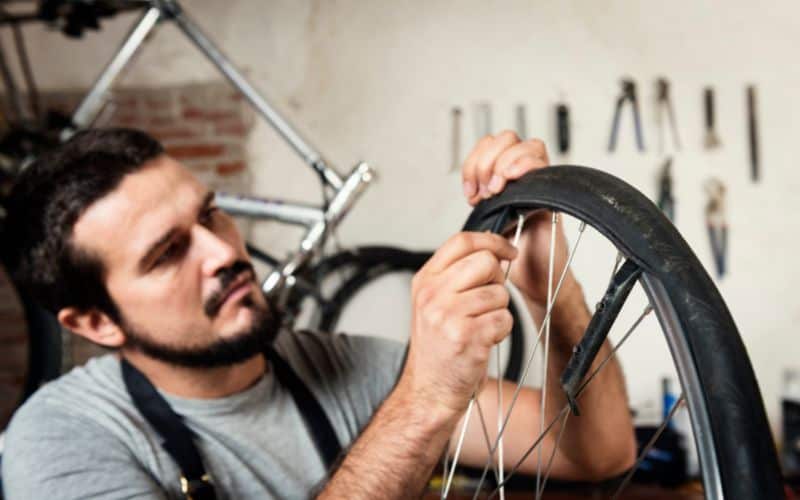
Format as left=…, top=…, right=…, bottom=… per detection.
left=318, top=232, right=518, bottom=499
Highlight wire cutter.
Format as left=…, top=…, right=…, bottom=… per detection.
left=608, top=78, right=645, bottom=152
left=656, top=78, right=680, bottom=153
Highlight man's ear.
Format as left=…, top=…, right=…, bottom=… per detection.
left=57, top=307, right=126, bottom=348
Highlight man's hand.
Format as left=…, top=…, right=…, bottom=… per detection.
left=461, top=130, right=580, bottom=307
left=399, top=232, right=517, bottom=418
left=319, top=233, right=519, bottom=500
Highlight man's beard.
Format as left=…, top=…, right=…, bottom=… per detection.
left=121, top=261, right=284, bottom=368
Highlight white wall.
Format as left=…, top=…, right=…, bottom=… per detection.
left=15, top=0, right=799, bottom=434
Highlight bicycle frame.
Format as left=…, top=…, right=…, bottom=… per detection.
left=58, top=0, right=375, bottom=296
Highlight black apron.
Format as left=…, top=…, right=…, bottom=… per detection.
left=121, top=346, right=342, bottom=500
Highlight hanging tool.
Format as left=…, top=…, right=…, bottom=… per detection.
left=608, top=78, right=645, bottom=152
left=450, top=106, right=462, bottom=172
left=747, top=85, right=760, bottom=182
left=703, top=87, right=721, bottom=149
left=474, top=101, right=492, bottom=141
left=556, top=103, right=570, bottom=155
left=656, top=78, right=680, bottom=153
left=515, top=104, right=527, bottom=139
left=657, top=157, right=675, bottom=222
left=704, top=178, right=727, bottom=278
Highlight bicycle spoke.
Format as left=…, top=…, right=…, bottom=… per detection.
left=442, top=398, right=474, bottom=499
left=496, top=344, right=505, bottom=500
left=440, top=442, right=449, bottom=499
left=485, top=304, right=652, bottom=497
left=536, top=410, right=570, bottom=498
left=441, top=398, right=501, bottom=499
left=497, top=213, right=524, bottom=500
left=610, top=395, right=686, bottom=500
left=443, top=213, right=526, bottom=499
left=475, top=398, right=501, bottom=485
left=536, top=211, right=558, bottom=500
left=470, top=220, right=586, bottom=495
left=484, top=405, right=571, bottom=500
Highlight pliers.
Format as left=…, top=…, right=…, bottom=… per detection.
left=608, top=78, right=645, bottom=152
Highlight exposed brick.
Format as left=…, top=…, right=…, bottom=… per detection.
left=216, top=161, right=246, bottom=176
left=146, top=115, right=181, bottom=128
left=180, top=159, right=215, bottom=172
left=149, top=125, right=207, bottom=141
left=166, top=143, right=226, bottom=159
left=181, top=107, right=242, bottom=122
left=109, top=113, right=141, bottom=127
left=214, top=122, right=249, bottom=137
left=109, top=95, right=140, bottom=110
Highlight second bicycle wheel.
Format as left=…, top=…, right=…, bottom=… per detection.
left=441, top=165, right=782, bottom=499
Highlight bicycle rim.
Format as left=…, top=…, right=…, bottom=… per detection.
left=453, top=165, right=782, bottom=499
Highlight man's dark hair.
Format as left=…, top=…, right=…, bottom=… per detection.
left=1, top=128, right=164, bottom=322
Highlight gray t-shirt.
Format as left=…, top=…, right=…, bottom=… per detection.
left=2, top=330, right=407, bottom=499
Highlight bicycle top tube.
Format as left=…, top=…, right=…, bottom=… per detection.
left=64, top=0, right=346, bottom=190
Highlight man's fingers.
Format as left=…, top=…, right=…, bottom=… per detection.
left=450, top=284, right=510, bottom=317
left=475, top=130, right=520, bottom=198
left=493, top=139, right=549, bottom=185
left=473, top=308, right=514, bottom=347
left=462, top=134, right=494, bottom=199
left=419, top=232, right=517, bottom=277
left=436, top=249, right=507, bottom=293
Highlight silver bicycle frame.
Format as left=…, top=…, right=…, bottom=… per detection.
left=62, top=0, right=376, bottom=295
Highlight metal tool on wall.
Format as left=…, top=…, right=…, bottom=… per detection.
left=704, top=178, right=727, bottom=278
left=703, top=87, right=721, bottom=149
left=556, top=102, right=570, bottom=155
left=655, top=78, right=680, bottom=153
left=608, top=78, right=645, bottom=152
left=450, top=107, right=462, bottom=172
left=515, top=104, right=527, bottom=139
left=747, top=85, right=760, bottom=182
left=657, top=157, right=675, bottom=222
left=475, top=101, right=492, bottom=141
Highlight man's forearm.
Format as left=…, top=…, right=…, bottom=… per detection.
left=531, top=282, right=636, bottom=478
left=317, top=380, right=457, bottom=499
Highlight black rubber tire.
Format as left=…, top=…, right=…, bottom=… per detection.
left=309, top=246, right=525, bottom=383
left=462, top=165, right=783, bottom=499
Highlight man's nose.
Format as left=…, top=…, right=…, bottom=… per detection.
left=194, top=225, right=238, bottom=277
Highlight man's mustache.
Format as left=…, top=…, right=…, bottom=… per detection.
left=204, top=260, right=256, bottom=318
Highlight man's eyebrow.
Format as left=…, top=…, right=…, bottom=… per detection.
left=137, top=191, right=215, bottom=271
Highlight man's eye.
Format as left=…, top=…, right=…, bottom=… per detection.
left=154, top=240, right=187, bottom=267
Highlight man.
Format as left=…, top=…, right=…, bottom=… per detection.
left=1, top=128, right=634, bottom=499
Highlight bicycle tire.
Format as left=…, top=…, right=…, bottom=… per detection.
left=462, top=165, right=783, bottom=499
left=310, top=246, right=525, bottom=382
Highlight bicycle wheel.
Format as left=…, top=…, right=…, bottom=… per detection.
left=443, top=165, right=782, bottom=499
left=307, top=246, right=525, bottom=383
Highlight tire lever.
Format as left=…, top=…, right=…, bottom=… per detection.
left=560, top=259, right=642, bottom=415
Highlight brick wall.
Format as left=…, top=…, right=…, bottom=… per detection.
left=1, top=81, right=255, bottom=378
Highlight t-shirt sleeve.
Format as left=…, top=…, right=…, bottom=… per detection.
left=2, top=395, right=168, bottom=500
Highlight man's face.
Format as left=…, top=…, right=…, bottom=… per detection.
left=71, top=155, right=278, bottom=366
